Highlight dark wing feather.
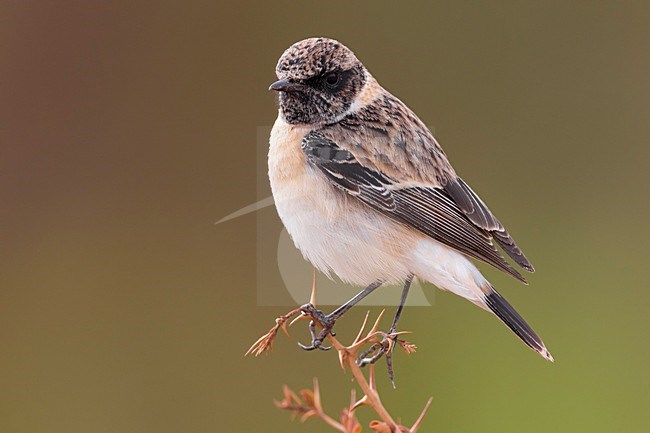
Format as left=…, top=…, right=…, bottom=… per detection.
left=444, top=177, right=534, bottom=272
left=302, top=133, right=396, bottom=210
left=303, top=132, right=528, bottom=283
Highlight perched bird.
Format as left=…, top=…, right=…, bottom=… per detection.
left=268, top=37, right=552, bottom=363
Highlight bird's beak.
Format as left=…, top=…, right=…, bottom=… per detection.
left=269, top=79, right=305, bottom=92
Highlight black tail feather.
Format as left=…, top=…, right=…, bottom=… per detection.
left=484, top=287, right=553, bottom=362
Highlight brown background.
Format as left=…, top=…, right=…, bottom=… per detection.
left=1, top=1, right=648, bottom=432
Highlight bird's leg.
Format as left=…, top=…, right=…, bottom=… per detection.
left=357, top=274, right=413, bottom=386
left=298, top=280, right=383, bottom=351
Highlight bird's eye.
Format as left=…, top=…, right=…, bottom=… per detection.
left=324, top=72, right=340, bottom=87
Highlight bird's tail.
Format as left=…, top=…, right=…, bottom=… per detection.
left=482, top=284, right=554, bottom=362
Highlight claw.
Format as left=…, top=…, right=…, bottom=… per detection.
left=297, top=304, right=337, bottom=352
left=356, top=343, right=383, bottom=367
left=297, top=341, right=331, bottom=351
left=385, top=346, right=396, bottom=388
left=298, top=336, right=332, bottom=351
left=384, top=328, right=399, bottom=388
left=355, top=327, right=400, bottom=387
left=298, top=341, right=317, bottom=351
left=308, top=320, right=318, bottom=340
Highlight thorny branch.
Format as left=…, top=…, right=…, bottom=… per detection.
left=246, top=275, right=432, bottom=433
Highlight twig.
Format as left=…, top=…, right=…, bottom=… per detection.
left=246, top=279, right=431, bottom=432
left=244, top=306, right=302, bottom=357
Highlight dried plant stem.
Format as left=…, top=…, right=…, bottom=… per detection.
left=246, top=277, right=431, bottom=433
left=312, top=379, right=347, bottom=432
left=320, top=410, right=347, bottom=431
left=326, top=333, right=399, bottom=430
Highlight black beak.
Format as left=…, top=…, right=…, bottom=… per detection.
left=269, top=79, right=305, bottom=92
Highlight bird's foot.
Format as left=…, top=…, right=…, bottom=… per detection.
left=297, top=303, right=337, bottom=351
left=356, top=327, right=397, bottom=366
left=356, top=327, right=399, bottom=387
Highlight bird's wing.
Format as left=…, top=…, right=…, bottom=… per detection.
left=443, top=177, right=534, bottom=272
left=302, top=128, right=534, bottom=283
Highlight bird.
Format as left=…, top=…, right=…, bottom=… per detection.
left=267, top=37, right=553, bottom=364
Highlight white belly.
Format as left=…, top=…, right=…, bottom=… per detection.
left=276, top=172, right=417, bottom=285
left=268, top=116, right=413, bottom=285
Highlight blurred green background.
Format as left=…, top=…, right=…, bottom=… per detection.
left=1, top=1, right=648, bottom=432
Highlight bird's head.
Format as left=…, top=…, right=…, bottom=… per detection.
left=270, top=38, right=368, bottom=125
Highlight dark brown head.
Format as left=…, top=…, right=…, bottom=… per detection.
left=270, top=38, right=367, bottom=125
